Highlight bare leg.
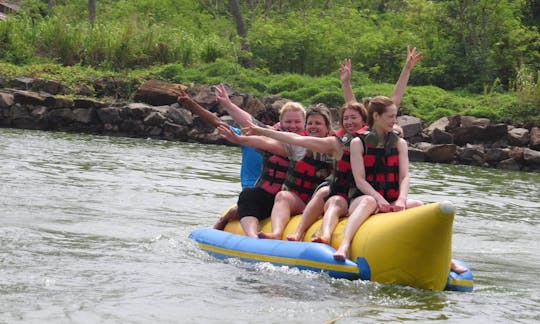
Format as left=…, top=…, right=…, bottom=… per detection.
left=287, top=186, right=329, bottom=241
left=259, top=191, right=304, bottom=240
left=240, top=216, right=260, bottom=238
left=313, top=195, right=348, bottom=244
left=333, top=195, right=377, bottom=260
left=213, top=206, right=238, bottom=230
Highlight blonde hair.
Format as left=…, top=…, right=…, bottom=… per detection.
left=279, top=101, right=306, bottom=122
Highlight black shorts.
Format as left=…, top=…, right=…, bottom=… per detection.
left=237, top=187, right=275, bottom=221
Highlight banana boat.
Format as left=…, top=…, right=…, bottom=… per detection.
left=189, top=201, right=473, bottom=292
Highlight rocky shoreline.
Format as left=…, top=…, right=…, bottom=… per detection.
left=1, top=77, right=539, bottom=172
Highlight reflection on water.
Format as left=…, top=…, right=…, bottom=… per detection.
left=0, top=128, right=539, bottom=323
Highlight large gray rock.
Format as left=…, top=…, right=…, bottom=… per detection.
left=0, top=92, right=14, bottom=108
left=424, top=117, right=449, bottom=137
left=507, top=127, right=529, bottom=146
left=529, top=127, right=540, bottom=150
left=397, top=115, right=423, bottom=138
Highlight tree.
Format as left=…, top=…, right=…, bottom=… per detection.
left=88, top=0, right=95, bottom=26
left=229, top=0, right=253, bottom=67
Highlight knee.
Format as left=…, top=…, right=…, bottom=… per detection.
left=274, top=191, right=292, bottom=204
left=359, top=195, right=377, bottom=208
left=326, top=196, right=347, bottom=209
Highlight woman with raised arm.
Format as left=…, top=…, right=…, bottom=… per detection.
left=333, top=96, right=423, bottom=260
left=176, top=90, right=265, bottom=191
left=256, top=105, right=334, bottom=240
left=218, top=103, right=334, bottom=238
left=247, top=46, right=423, bottom=243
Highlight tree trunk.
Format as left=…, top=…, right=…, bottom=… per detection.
left=88, top=0, right=96, bottom=26
left=229, top=0, right=254, bottom=68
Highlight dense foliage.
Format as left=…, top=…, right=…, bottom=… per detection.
left=0, top=0, right=538, bottom=125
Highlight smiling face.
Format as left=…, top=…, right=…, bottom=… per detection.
left=342, top=108, right=365, bottom=133
left=280, top=110, right=305, bottom=134
left=306, top=114, right=330, bottom=138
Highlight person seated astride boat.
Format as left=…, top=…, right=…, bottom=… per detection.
left=218, top=103, right=331, bottom=237
left=245, top=105, right=335, bottom=240
left=174, top=88, right=279, bottom=230
left=214, top=89, right=307, bottom=237
left=247, top=46, right=423, bottom=244
left=333, top=95, right=424, bottom=260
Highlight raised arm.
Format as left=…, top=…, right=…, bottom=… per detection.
left=213, top=83, right=254, bottom=128
left=340, top=58, right=356, bottom=104
left=390, top=45, right=423, bottom=109
left=176, top=90, right=226, bottom=128
left=245, top=122, right=341, bottom=157
left=217, top=125, right=287, bottom=157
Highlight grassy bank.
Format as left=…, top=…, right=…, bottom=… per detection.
left=0, top=61, right=538, bottom=126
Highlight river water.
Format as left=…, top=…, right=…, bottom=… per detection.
left=1, top=128, right=538, bottom=324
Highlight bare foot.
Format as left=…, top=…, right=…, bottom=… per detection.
left=333, top=245, right=349, bottom=261
left=451, top=260, right=468, bottom=274
left=213, top=217, right=228, bottom=230
left=258, top=231, right=281, bottom=240
left=213, top=207, right=237, bottom=230
left=286, top=233, right=302, bottom=241
left=312, top=236, right=330, bottom=245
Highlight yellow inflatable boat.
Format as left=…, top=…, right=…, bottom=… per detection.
left=190, top=201, right=473, bottom=292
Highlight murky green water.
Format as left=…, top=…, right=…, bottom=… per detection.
left=1, top=128, right=539, bottom=323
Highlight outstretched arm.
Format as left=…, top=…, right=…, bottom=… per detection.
left=213, top=83, right=254, bottom=128
left=217, top=125, right=287, bottom=157
left=391, top=45, right=423, bottom=109
left=340, top=58, right=357, bottom=104
left=244, top=123, right=341, bottom=157
left=175, top=90, right=226, bottom=128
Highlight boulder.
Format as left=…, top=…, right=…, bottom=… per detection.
left=73, top=108, right=98, bottom=124
left=457, top=144, right=485, bottom=166
left=529, top=127, right=540, bottom=150
left=507, top=127, right=530, bottom=146
left=497, top=158, right=521, bottom=171
left=424, top=144, right=457, bottom=163
left=397, top=115, right=423, bottom=138
left=523, top=148, right=540, bottom=165
left=0, top=92, right=14, bottom=108
left=431, top=127, right=453, bottom=144
left=133, top=79, right=188, bottom=106
left=13, top=90, right=46, bottom=106
left=424, top=117, right=449, bottom=137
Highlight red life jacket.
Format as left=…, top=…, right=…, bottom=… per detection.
left=254, top=130, right=308, bottom=195
left=282, top=149, right=332, bottom=203
left=256, top=153, right=290, bottom=195
left=326, top=133, right=354, bottom=199
left=327, top=126, right=369, bottom=199
left=349, top=129, right=400, bottom=202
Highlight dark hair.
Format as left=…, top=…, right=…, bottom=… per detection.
left=255, top=106, right=280, bottom=126
left=306, top=103, right=333, bottom=132
left=338, top=101, right=367, bottom=130
left=365, top=96, right=394, bottom=126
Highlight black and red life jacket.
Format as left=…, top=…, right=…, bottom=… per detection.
left=282, top=149, right=332, bottom=203
left=349, top=129, right=400, bottom=202
left=256, top=153, right=290, bottom=195
left=326, top=126, right=369, bottom=199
